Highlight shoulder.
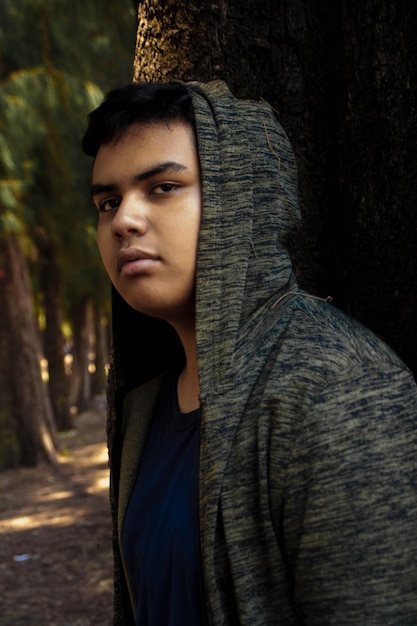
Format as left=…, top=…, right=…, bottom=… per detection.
left=250, top=293, right=417, bottom=444
left=262, top=293, right=412, bottom=387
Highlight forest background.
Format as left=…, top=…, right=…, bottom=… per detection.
left=1, top=0, right=416, bottom=471
left=0, top=0, right=137, bottom=469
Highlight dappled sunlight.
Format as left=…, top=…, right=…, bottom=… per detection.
left=89, top=474, right=110, bottom=494
left=5, top=515, right=32, bottom=529
left=1, top=478, right=109, bottom=533
left=59, top=440, right=108, bottom=466
left=2, top=511, right=79, bottom=532
left=36, top=489, right=76, bottom=502
left=0, top=412, right=110, bottom=539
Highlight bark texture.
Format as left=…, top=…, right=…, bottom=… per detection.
left=68, top=297, right=96, bottom=413
left=39, top=240, right=73, bottom=431
left=91, top=303, right=109, bottom=398
left=133, top=0, right=417, bottom=376
left=0, top=235, right=58, bottom=467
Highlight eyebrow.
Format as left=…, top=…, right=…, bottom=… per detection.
left=90, top=161, right=188, bottom=197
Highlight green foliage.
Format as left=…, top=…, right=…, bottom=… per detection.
left=0, top=0, right=136, bottom=308
left=0, top=0, right=136, bottom=89
left=0, top=67, right=106, bottom=300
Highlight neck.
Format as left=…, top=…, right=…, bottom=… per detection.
left=170, top=319, right=200, bottom=413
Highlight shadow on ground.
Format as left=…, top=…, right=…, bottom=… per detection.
left=0, top=409, right=113, bottom=626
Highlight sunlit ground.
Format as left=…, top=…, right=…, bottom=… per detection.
left=0, top=446, right=109, bottom=535
left=0, top=406, right=109, bottom=531
left=0, top=441, right=109, bottom=533
left=0, top=409, right=113, bottom=624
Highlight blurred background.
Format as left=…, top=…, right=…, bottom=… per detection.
left=0, top=4, right=137, bottom=622
left=0, top=0, right=137, bottom=469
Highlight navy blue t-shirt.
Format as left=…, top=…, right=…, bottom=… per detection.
left=122, top=376, right=204, bottom=625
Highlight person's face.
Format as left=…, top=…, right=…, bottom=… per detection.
left=91, top=121, right=201, bottom=324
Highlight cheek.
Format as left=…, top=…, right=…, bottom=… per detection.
left=184, top=221, right=200, bottom=276
left=184, top=196, right=201, bottom=250
left=96, top=229, right=114, bottom=273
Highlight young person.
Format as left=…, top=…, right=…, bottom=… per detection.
left=82, top=80, right=417, bottom=625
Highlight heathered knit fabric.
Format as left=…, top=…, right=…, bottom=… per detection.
left=106, top=81, right=417, bottom=625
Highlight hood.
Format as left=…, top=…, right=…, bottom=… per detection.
left=109, top=80, right=301, bottom=397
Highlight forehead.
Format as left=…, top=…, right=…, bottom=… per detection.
left=91, top=120, right=199, bottom=184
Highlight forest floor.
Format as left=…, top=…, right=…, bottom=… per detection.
left=0, top=403, right=113, bottom=625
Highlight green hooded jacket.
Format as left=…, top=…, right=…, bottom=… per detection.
left=106, top=81, right=417, bottom=625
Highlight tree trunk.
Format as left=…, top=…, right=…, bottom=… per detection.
left=39, top=240, right=73, bottom=431
left=91, top=302, right=109, bottom=398
left=0, top=234, right=58, bottom=467
left=0, top=284, right=19, bottom=468
left=68, top=297, right=93, bottom=413
left=133, top=0, right=339, bottom=291
left=133, top=0, right=417, bottom=377
left=334, top=0, right=417, bottom=371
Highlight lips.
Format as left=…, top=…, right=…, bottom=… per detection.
left=116, top=248, right=158, bottom=273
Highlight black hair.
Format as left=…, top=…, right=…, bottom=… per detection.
left=81, top=82, right=195, bottom=157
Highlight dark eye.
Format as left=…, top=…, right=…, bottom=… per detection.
left=151, top=183, right=179, bottom=196
left=98, top=198, right=121, bottom=213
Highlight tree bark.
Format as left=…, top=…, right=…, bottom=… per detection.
left=334, top=0, right=417, bottom=369
left=91, top=302, right=109, bottom=398
left=0, top=281, right=19, bottom=468
left=0, top=234, right=58, bottom=467
left=133, top=0, right=417, bottom=376
left=68, top=297, right=93, bottom=413
left=38, top=240, right=73, bottom=431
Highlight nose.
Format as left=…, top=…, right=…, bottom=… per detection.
left=111, top=194, right=148, bottom=240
